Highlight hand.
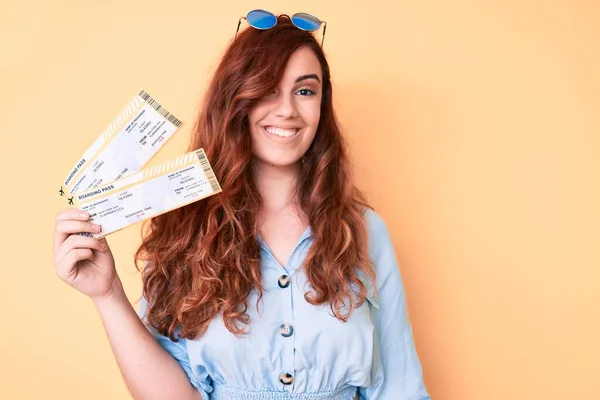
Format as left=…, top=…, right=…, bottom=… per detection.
left=53, top=209, right=121, bottom=301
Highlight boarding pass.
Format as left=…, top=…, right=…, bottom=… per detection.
left=60, top=90, right=222, bottom=237
left=72, top=148, right=221, bottom=238
left=59, top=90, right=183, bottom=200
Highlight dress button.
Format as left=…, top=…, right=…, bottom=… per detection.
left=278, top=275, right=291, bottom=288
left=279, top=372, right=294, bottom=385
left=280, top=323, right=294, bottom=337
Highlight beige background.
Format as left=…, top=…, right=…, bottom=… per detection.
left=1, top=0, right=598, bottom=399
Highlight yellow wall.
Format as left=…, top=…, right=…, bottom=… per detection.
left=1, top=0, right=598, bottom=399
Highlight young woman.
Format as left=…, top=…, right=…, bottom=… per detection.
left=52, top=12, right=430, bottom=400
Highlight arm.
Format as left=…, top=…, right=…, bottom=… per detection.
left=359, top=211, right=430, bottom=400
left=93, top=280, right=203, bottom=400
left=51, top=210, right=203, bottom=400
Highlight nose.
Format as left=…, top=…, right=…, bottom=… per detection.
left=273, top=91, right=298, bottom=119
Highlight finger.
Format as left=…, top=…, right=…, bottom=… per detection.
left=54, top=220, right=101, bottom=253
left=53, top=209, right=91, bottom=252
left=56, top=248, right=93, bottom=281
left=55, top=208, right=90, bottom=223
left=55, top=235, right=106, bottom=264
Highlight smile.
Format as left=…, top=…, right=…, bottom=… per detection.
left=263, top=126, right=300, bottom=138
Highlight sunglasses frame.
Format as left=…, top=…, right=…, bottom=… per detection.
left=235, top=9, right=327, bottom=47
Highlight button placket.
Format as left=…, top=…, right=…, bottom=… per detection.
left=260, top=233, right=311, bottom=393
left=279, top=268, right=296, bottom=391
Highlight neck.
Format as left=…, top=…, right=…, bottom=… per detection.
left=253, top=158, right=301, bottom=213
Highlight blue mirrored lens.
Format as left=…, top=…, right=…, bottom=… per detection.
left=291, top=13, right=321, bottom=31
left=247, top=10, right=277, bottom=29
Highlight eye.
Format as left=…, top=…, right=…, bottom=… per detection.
left=295, top=88, right=316, bottom=96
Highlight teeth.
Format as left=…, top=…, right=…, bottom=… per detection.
left=265, top=126, right=299, bottom=137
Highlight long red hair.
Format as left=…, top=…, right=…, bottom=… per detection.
left=135, top=16, right=376, bottom=341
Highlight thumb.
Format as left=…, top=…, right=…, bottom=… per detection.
left=98, top=237, right=110, bottom=251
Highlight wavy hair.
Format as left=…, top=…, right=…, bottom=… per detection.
left=135, top=16, right=376, bottom=341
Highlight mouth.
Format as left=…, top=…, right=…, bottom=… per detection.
left=262, top=126, right=301, bottom=138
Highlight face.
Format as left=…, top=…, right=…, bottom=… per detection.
left=248, top=46, right=323, bottom=168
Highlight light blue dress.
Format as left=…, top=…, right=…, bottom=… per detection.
left=138, top=209, right=430, bottom=399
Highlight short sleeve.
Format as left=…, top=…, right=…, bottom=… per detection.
left=137, top=295, right=213, bottom=400
left=358, top=210, right=430, bottom=400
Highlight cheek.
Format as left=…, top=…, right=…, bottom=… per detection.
left=300, top=102, right=321, bottom=129
left=248, top=103, right=270, bottom=127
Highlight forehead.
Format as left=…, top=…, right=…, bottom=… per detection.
left=280, top=46, right=322, bottom=82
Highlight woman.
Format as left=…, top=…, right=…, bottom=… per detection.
left=52, top=13, right=430, bottom=400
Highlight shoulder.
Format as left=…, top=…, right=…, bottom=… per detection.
left=361, top=207, right=403, bottom=285
left=363, top=207, right=388, bottom=235
left=362, top=207, right=393, bottom=255
left=356, top=207, right=397, bottom=309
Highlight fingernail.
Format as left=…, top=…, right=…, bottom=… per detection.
left=93, top=224, right=102, bottom=233
left=80, top=212, right=90, bottom=219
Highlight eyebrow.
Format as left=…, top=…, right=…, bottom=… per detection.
left=295, top=74, right=321, bottom=84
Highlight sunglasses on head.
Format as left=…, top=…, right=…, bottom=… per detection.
left=235, top=9, right=327, bottom=47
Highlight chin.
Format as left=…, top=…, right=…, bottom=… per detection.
left=253, top=154, right=303, bottom=168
